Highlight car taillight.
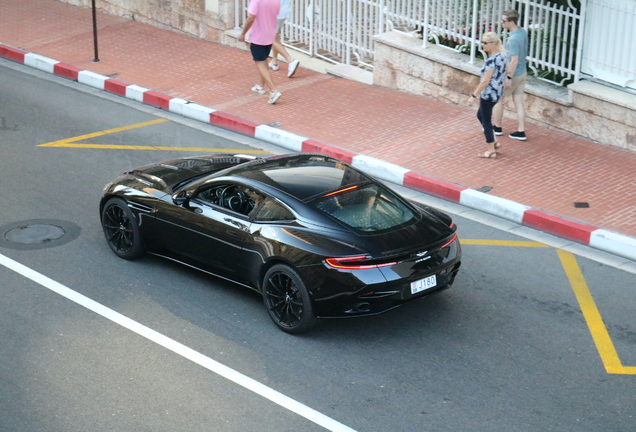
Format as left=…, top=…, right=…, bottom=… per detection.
left=440, top=233, right=457, bottom=249
left=324, top=255, right=397, bottom=270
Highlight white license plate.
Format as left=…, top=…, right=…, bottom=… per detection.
left=410, top=275, right=437, bottom=294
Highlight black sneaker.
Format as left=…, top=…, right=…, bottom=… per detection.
left=493, top=126, right=503, bottom=136
left=509, top=131, right=527, bottom=141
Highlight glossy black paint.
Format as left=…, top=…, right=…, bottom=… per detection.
left=100, top=153, right=462, bottom=325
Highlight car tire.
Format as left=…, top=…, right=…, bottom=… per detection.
left=262, top=264, right=317, bottom=334
left=101, top=197, right=145, bottom=260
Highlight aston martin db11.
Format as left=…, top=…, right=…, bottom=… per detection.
left=100, top=153, right=461, bottom=333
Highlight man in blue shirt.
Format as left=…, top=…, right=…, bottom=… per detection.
left=493, top=9, right=528, bottom=141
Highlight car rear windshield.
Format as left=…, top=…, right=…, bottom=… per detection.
left=310, top=183, right=415, bottom=232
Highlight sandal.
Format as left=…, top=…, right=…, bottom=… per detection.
left=478, top=150, right=498, bottom=159
left=494, top=142, right=501, bottom=149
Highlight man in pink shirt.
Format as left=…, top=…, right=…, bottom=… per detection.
left=239, top=0, right=282, bottom=104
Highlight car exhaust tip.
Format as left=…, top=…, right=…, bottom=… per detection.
left=352, top=302, right=371, bottom=313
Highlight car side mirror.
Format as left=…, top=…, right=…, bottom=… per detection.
left=172, top=191, right=190, bottom=206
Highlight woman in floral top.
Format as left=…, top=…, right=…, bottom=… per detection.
left=467, top=32, right=507, bottom=158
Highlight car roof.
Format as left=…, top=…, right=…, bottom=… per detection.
left=217, top=154, right=372, bottom=201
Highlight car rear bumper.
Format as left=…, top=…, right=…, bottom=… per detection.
left=310, top=258, right=461, bottom=318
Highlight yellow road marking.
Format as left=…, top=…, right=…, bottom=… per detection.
left=461, top=239, right=550, bottom=248
left=39, top=143, right=269, bottom=153
left=37, top=118, right=270, bottom=154
left=464, top=240, right=635, bottom=374
left=38, top=119, right=169, bottom=147
left=557, top=249, right=636, bottom=374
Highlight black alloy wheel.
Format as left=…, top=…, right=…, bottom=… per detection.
left=263, top=264, right=317, bottom=334
left=101, top=197, right=145, bottom=260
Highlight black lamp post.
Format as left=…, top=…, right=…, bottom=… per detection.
left=92, top=0, right=99, bottom=62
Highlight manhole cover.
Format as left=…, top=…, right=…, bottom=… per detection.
left=5, top=224, right=66, bottom=244
left=0, top=219, right=81, bottom=250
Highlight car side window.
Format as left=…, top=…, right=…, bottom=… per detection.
left=254, top=198, right=295, bottom=222
left=194, top=186, right=222, bottom=207
left=193, top=184, right=265, bottom=217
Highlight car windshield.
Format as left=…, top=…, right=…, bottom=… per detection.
left=309, top=183, right=415, bottom=232
left=172, top=172, right=213, bottom=191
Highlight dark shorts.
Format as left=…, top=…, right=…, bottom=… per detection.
left=250, top=43, right=272, bottom=62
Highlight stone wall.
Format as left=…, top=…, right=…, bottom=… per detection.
left=374, top=31, right=636, bottom=152
left=59, top=0, right=236, bottom=42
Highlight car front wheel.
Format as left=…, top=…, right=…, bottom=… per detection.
left=263, top=264, right=317, bottom=334
left=101, top=197, right=145, bottom=260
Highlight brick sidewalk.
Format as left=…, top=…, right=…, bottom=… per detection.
left=2, top=0, right=636, bottom=240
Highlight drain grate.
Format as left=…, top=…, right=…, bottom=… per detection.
left=476, top=186, right=493, bottom=193
left=574, top=202, right=590, bottom=208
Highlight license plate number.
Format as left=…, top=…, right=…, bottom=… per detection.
left=410, top=275, right=437, bottom=294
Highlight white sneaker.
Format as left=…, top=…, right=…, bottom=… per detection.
left=268, top=61, right=279, bottom=71
left=251, top=84, right=266, bottom=95
left=287, top=59, right=299, bottom=78
left=268, top=91, right=282, bottom=104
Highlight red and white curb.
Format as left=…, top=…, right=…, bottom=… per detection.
left=3, top=43, right=636, bottom=261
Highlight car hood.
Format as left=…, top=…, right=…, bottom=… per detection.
left=353, top=208, right=454, bottom=257
left=126, top=155, right=254, bottom=193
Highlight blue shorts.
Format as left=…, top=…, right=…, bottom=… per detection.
left=250, top=43, right=272, bottom=62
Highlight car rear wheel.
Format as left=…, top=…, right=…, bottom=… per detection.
left=101, top=197, right=145, bottom=260
left=263, top=264, right=317, bottom=334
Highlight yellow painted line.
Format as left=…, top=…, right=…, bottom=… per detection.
left=38, top=143, right=269, bottom=153
left=557, top=249, right=636, bottom=374
left=38, top=119, right=169, bottom=147
left=460, top=239, right=550, bottom=248
left=37, top=119, right=270, bottom=154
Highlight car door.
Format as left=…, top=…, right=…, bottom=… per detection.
left=183, top=200, right=250, bottom=277
left=153, top=182, right=255, bottom=277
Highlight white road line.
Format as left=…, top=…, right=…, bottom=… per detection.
left=0, top=253, right=357, bottom=432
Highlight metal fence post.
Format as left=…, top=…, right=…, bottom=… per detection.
left=92, top=0, right=99, bottom=62
left=573, top=0, right=587, bottom=83
left=470, top=0, right=478, bottom=63
left=423, top=0, right=429, bottom=48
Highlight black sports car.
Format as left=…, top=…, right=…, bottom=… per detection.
left=100, top=153, right=461, bottom=333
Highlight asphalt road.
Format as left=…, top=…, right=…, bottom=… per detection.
left=1, top=59, right=635, bottom=432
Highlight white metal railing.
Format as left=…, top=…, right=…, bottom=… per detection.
left=412, top=0, right=583, bottom=85
left=235, top=0, right=586, bottom=86
left=581, top=0, right=636, bottom=90
left=519, top=0, right=584, bottom=85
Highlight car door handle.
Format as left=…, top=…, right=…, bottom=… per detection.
left=224, top=218, right=245, bottom=230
